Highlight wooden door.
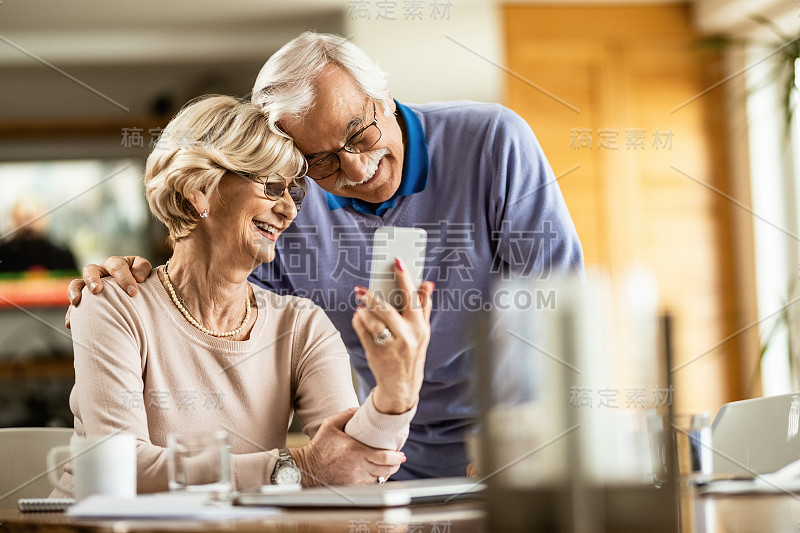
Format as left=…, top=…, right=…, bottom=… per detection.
left=503, top=4, right=757, bottom=412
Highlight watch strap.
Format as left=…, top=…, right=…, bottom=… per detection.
left=271, top=448, right=299, bottom=485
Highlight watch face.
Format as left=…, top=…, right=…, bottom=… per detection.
left=276, top=465, right=302, bottom=485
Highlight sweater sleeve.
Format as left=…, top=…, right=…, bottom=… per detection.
left=488, top=106, right=584, bottom=277
left=344, top=391, right=417, bottom=450
left=292, top=302, right=415, bottom=451
left=68, top=283, right=173, bottom=493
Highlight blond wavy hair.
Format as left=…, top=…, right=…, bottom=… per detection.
left=144, top=95, right=305, bottom=246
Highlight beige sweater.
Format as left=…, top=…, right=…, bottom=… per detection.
left=60, top=272, right=415, bottom=493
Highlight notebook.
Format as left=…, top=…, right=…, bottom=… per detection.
left=235, top=477, right=486, bottom=508
left=18, top=497, right=75, bottom=512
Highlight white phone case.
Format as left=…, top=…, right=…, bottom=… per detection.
left=368, top=227, right=427, bottom=308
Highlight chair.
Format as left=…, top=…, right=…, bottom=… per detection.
left=0, top=427, right=73, bottom=508
left=712, top=393, right=800, bottom=476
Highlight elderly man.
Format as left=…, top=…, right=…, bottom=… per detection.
left=71, top=32, right=583, bottom=479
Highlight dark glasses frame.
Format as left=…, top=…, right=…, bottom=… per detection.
left=305, top=99, right=382, bottom=181
left=229, top=170, right=308, bottom=211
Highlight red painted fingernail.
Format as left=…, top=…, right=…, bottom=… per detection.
left=395, top=258, right=405, bottom=272
left=354, top=286, right=367, bottom=295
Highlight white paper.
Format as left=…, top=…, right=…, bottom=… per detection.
left=67, top=493, right=278, bottom=519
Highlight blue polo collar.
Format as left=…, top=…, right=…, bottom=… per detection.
left=324, top=100, right=428, bottom=216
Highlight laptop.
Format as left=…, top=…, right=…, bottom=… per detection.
left=235, top=477, right=486, bottom=508
left=711, top=392, right=800, bottom=476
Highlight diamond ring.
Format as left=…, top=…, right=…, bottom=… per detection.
left=373, top=327, right=393, bottom=346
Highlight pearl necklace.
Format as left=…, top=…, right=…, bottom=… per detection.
left=162, top=260, right=251, bottom=338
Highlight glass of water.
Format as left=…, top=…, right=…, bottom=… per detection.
left=167, top=431, right=231, bottom=495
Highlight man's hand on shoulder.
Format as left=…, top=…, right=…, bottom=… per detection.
left=65, top=256, right=153, bottom=328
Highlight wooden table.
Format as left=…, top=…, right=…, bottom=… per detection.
left=0, top=502, right=485, bottom=533
left=2, top=490, right=800, bottom=533
left=683, top=491, right=800, bottom=533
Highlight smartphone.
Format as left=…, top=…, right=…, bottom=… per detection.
left=368, top=226, right=427, bottom=309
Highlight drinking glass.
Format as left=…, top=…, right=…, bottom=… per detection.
left=166, top=431, right=231, bottom=495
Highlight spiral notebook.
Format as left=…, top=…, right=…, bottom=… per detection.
left=18, top=497, right=75, bottom=512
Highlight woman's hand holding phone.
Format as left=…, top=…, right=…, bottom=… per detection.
left=352, top=257, right=433, bottom=415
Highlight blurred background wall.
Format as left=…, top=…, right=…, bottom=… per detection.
left=0, top=0, right=798, bottom=426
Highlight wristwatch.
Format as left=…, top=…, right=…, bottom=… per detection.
left=271, top=448, right=302, bottom=485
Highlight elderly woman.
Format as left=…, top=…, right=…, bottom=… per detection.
left=60, top=95, right=432, bottom=493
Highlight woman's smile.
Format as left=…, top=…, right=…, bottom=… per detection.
left=252, top=219, right=281, bottom=242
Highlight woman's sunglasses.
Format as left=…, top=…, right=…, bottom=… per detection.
left=229, top=170, right=307, bottom=211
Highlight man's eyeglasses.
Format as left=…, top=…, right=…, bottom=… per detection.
left=229, top=170, right=307, bottom=211
left=305, top=99, right=382, bottom=181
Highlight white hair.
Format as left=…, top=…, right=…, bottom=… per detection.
left=251, top=32, right=392, bottom=133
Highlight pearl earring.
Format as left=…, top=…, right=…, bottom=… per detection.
left=200, top=209, right=209, bottom=218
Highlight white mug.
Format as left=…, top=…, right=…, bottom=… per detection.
left=47, top=433, right=136, bottom=501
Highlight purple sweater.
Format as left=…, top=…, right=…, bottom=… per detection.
left=250, top=100, right=584, bottom=478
